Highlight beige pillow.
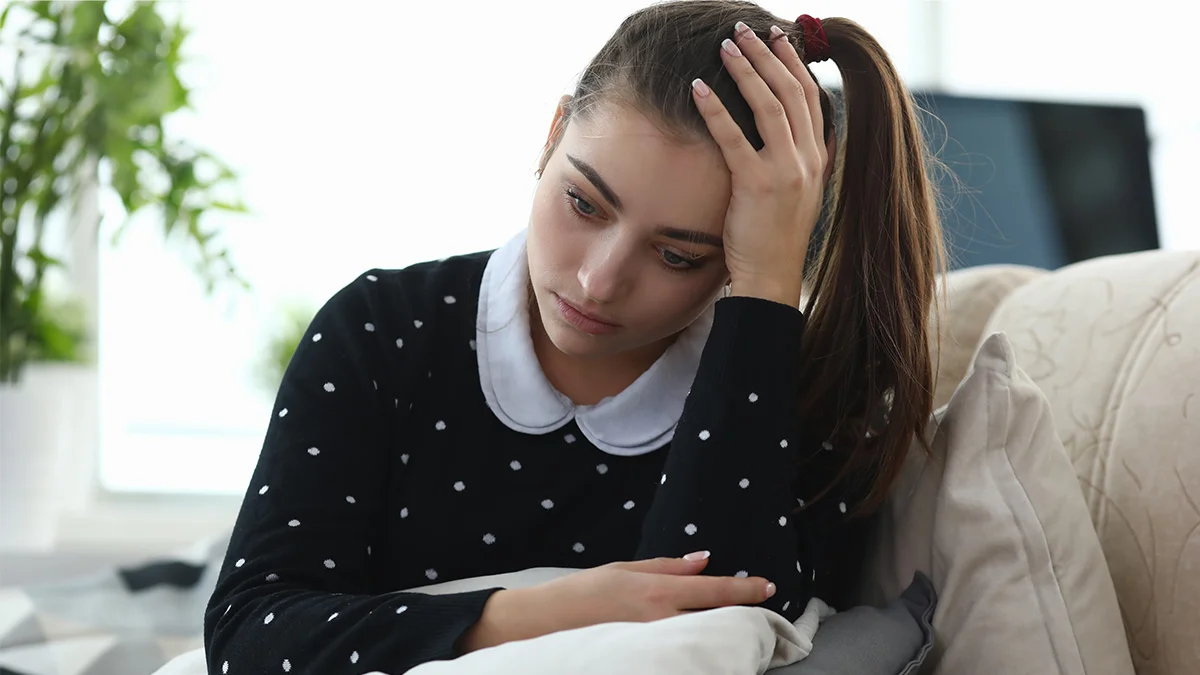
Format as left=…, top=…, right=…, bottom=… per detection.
left=862, top=332, right=1135, bottom=675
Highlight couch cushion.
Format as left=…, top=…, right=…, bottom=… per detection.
left=930, top=264, right=1048, bottom=410
left=862, top=332, right=1134, bottom=675
left=981, top=250, right=1200, bottom=675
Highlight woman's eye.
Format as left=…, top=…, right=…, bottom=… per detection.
left=659, top=248, right=701, bottom=270
left=567, top=189, right=597, bottom=216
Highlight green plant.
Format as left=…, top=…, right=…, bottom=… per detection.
left=0, top=0, right=246, bottom=383
left=254, top=302, right=317, bottom=397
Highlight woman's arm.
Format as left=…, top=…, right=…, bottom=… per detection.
left=635, top=296, right=861, bottom=620
left=204, top=271, right=499, bottom=675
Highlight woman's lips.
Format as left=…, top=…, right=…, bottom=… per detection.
left=553, top=294, right=621, bottom=335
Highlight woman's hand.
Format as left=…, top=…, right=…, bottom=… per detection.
left=694, top=22, right=829, bottom=307
left=457, top=553, right=775, bottom=653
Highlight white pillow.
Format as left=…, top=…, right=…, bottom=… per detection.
left=153, top=568, right=831, bottom=675
left=861, top=332, right=1135, bottom=675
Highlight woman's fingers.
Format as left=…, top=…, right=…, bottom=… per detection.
left=730, top=21, right=818, bottom=158
left=717, top=25, right=794, bottom=156
left=667, top=573, right=776, bottom=610
left=691, top=77, right=761, bottom=175
left=766, top=25, right=826, bottom=161
left=609, top=553, right=710, bottom=576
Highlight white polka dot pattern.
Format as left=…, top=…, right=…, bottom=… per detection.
left=209, top=260, right=845, bottom=669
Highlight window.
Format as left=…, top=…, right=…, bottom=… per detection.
left=94, top=1, right=939, bottom=496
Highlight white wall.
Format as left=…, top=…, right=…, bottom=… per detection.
left=93, top=1, right=938, bottom=497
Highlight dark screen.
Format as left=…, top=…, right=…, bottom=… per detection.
left=913, top=93, right=1159, bottom=270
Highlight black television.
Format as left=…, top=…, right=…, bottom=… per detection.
left=910, top=93, right=1159, bottom=270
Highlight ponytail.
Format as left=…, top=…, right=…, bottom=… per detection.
left=796, top=18, right=945, bottom=515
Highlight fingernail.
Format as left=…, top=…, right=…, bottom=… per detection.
left=721, top=38, right=742, bottom=57
left=691, top=78, right=711, bottom=97
left=769, top=25, right=784, bottom=39
left=765, top=582, right=777, bottom=598
left=734, top=21, right=752, bottom=36
left=683, top=550, right=710, bottom=561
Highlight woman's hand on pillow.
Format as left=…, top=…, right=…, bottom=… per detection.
left=457, top=552, right=775, bottom=653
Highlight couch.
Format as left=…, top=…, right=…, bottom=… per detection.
left=929, top=249, right=1200, bottom=675
left=2, top=249, right=1196, bottom=675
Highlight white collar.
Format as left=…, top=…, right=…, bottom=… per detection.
left=476, top=229, right=713, bottom=456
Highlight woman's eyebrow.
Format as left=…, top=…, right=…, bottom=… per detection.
left=655, top=226, right=723, bottom=249
left=566, top=154, right=623, bottom=212
left=566, top=154, right=722, bottom=249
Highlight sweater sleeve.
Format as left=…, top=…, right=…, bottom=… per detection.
left=635, top=296, right=864, bottom=620
left=203, top=270, right=499, bottom=675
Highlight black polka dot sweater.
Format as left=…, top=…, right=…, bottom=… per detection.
left=203, top=232, right=871, bottom=675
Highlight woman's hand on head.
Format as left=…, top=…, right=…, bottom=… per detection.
left=694, top=22, right=829, bottom=307
left=457, top=553, right=775, bottom=653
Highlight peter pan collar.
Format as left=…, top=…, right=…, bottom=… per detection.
left=476, top=229, right=713, bottom=457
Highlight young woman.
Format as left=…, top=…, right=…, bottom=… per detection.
left=204, top=2, right=943, bottom=673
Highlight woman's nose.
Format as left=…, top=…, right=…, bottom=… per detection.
left=578, top=242, right=632, bottom=303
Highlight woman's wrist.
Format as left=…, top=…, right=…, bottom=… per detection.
left=457, top=587, right=549, bottom=654
left=728, top=272, right=804, bottom=308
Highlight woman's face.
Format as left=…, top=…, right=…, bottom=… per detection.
left=526, top=101, right=733, bottom=359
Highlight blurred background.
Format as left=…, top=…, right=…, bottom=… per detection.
left=0, top=0, right=1197, bottom=579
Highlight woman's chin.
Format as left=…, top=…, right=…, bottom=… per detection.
left=542, top=321, right=615, bottom=357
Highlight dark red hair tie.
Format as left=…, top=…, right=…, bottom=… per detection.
left=796, top=14, right=831, bottom=63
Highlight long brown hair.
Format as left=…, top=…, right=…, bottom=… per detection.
left=541, top=1, right=945, bottom=515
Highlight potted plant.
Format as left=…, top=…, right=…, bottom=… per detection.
left=254, top=301, right=317, bottom=398
left=0, top=0, right=245, bottom=549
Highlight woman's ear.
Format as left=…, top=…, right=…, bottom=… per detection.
left=546, top=94, right=572, bottom=145
left=536, top=94, right=572, bottom=179
left=822, top=128, right=837, bottom=184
